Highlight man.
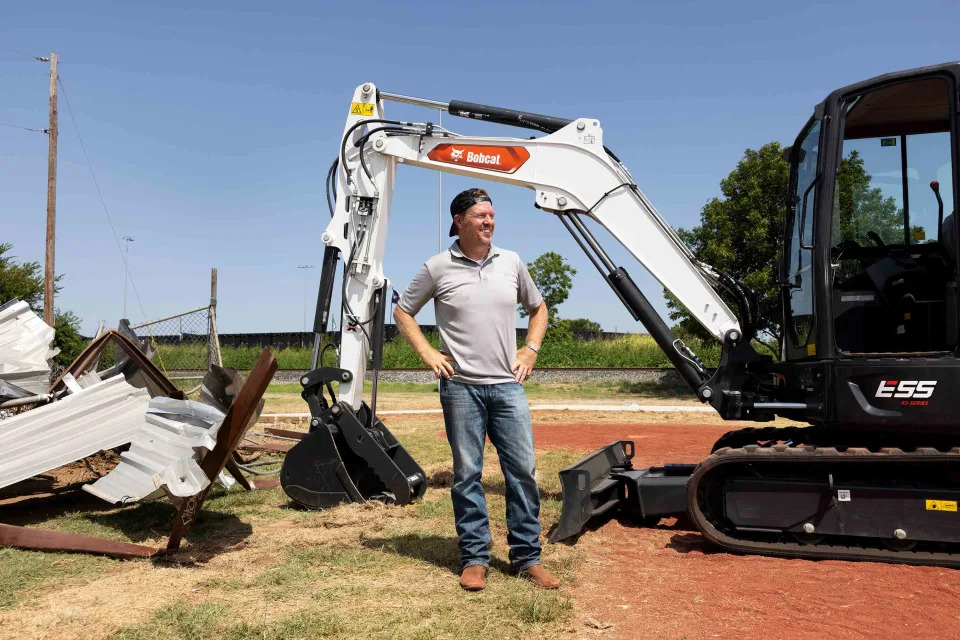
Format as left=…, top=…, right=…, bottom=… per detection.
left=394, top=187, right=559, bottom=591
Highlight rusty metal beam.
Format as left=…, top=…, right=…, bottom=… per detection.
left=0, top=523, right=157, bottom=559
left=49, top=330, right=184, bottom=400
left=167, top=349, right=276, bottom=550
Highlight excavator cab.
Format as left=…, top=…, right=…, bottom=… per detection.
left=775, top=63, right=960, bottom=430
left=784, top=67, right=958, bottom=359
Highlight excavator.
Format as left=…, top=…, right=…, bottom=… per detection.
left=280, top=62, right=960, bottom=567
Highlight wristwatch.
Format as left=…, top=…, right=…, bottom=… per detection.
left=524, top=343, right=539, bottom=354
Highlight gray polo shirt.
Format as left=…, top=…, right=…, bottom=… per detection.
left=398, top=242, right=543, bottom=385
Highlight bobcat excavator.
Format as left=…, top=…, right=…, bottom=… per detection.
left=281, top=62, right=960, bottom=567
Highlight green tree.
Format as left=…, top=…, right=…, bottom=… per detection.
left=557, top=317, right=602, bottom=333
left=0, top=243, right=85, bottom=366
left=52, top=311, right=85, bottom=367
left=666, top=142, right=790, bottom=355
left=666, top=143, right=897, bottom=357
left=0, top=243, right=45, bottom=309
left=522, top=251, right=577, bottom=326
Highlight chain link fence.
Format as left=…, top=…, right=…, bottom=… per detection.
left=129, top=304, right=222, bottom=397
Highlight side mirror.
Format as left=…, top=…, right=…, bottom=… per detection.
left=782, top=146, right=793, bottom=162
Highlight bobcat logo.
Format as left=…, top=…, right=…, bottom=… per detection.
left=449, top=147, right=464, bottom=161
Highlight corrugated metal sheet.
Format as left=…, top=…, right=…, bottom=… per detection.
left=0, top=375, right=150, bottom=490
left=0, top=300, right=59, bottom=395
left=83, top=397, right=228, bottom=504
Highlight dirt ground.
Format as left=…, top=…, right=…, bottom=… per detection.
left=533, top=420, right=960, bottom=640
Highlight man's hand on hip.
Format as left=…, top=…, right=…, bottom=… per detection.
left=422, top=348, right=456, bottom=379
left=512, top=348, right=537, bottom=383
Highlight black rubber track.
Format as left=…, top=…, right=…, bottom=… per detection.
left=709, top=425, right=960, bottom=453
left=688, top=444, right=960, bottom=567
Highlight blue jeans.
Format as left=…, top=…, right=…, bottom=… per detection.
left=439, top=378, right=542, bottom=572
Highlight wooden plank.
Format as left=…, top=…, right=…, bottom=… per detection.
left=167, top=349, right=277, bottom=550
left=0, top=523, right=156, bottom=559
left=237, top=442, right=293, bottom=454
left=264, top=427, right=305, bottom=440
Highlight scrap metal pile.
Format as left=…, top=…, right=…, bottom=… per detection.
left=0, top=300, right=278, bottom=558
left=0, top=300, right=59, bottom=404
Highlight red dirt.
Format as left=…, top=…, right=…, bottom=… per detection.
left=536, top=422, right=960, bottom=640
left=533, top=421, right=730, bottom=465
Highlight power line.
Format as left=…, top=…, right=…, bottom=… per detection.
left=57, top=74, right=151, bottom=326
left=0, top=44, right=48, bottom=61
left=0, top=122, right=48, bottom=133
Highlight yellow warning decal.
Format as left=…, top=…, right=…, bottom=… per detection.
left=350, top=102, right=375, bottom=117
left=806, top=343, right=816, bottom=356
left=926, top=500, right=957, bottom=512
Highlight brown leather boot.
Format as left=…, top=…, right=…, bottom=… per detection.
left=459, top=565, right=487, bottom=591
left=520, top=564, right=560, bottom=589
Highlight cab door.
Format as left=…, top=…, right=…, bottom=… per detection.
left=782, top=118, right=823, bottom=361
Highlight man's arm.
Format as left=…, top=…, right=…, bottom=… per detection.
left=393, top=306, right=456, bottom=379
left=513, top=301, right=548, bottom=383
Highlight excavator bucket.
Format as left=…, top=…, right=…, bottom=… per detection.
left=281, top=399, right=426, bottom=509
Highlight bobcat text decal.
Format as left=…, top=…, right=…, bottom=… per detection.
left=427, top=144, right=530, bottom=174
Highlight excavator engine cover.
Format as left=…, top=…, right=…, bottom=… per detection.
left=281, top=400, right=426, bottom=509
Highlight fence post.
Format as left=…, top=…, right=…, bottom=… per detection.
left=208, top=268, right=222, bottom=369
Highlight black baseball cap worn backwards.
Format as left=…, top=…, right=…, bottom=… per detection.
left=449, top=188, right=493, bottom=237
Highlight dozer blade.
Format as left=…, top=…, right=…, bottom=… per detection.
left=548, top=440, right=635, bottom=543
left=281, top=401, right=426, bottom=510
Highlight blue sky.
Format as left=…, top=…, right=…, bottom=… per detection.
left=2, top=0, right=959, bottom=335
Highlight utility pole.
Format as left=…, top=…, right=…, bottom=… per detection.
left=122, top=236, right=134, bottom=318
left=43, top=53, right=58, bottom=326
left=297, top=265, right=315, bottom=334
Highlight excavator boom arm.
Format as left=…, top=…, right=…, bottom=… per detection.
left=325, top=82, right=742, bottom=409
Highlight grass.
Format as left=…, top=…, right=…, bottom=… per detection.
left=114, top=524, right=575, bottom=640
left=0, top=547, right=111, bottom=610
left=258, top=378, right=700, bottom=416
left=103, top=487, right=578, bottom=639
left=0, top=383, right=614, bottom=638
left=116, top=586, right=571, bottom=640
left=153, top=332, right=724, bottom=371
left=264, top=378, right=694, bottom=404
